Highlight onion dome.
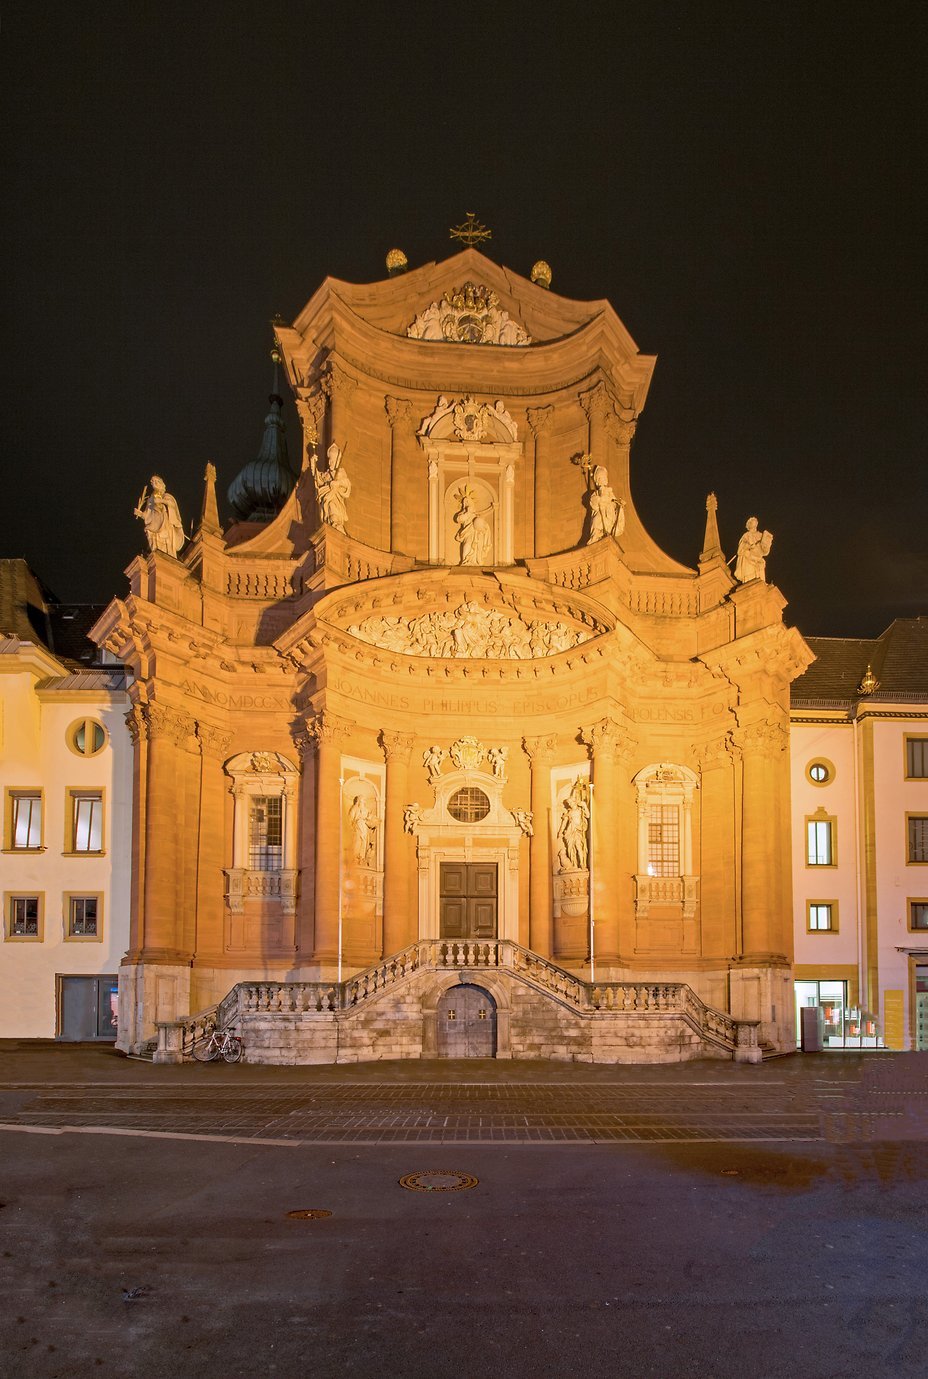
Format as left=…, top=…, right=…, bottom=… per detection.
left=227, top=349, right=296, bottom=522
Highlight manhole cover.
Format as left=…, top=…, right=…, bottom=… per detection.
left=286, top=1209, right=332, bottom=1219
left=398, top=1171, right=479, bottom=1193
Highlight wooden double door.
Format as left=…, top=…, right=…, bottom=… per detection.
left=439, top=862, right=498, bottom=941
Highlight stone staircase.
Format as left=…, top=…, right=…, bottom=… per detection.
left=156, top=941, right=763, bottom=1067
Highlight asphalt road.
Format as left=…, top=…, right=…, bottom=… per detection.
left=0, top=1047, right=926, bottom=1379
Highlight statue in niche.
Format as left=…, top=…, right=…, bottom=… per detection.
left=311, top=443, right=351, bottom=532
left=348, top=792, right=378, bottom=866
left=556, top=777, right=590, bottom=873
left=453, top=489, right=493, bottom=565
left=586, top=462, right=625, bottom=543
left=423, top=745, right=447, bottom=782
left=487, top=747, right=508, bottom=778
left=732, top=516, right=773, bottom=583
left=134, top=475, right=185, bottom=557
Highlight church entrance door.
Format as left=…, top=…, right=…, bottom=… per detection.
left=439, top=862, right=498, bottom=941
left=436, top=985, right=497, bottom=1057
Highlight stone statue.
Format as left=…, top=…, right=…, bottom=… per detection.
left=348, top=793, right=377, bottom=866
left=586, top=463, right=624, bottom=543
left=512, top=809, right=534, bottom=837
left=423, top=745, right=447, bottom=782
left=311, top=443, right=351, bottom=532
left=556, top=778, right=590, bottom=872
left=135, top=475, right=185, bottom=557
left=732, top=516, right=773, bottom=583
left=403, top=804, right=422, bottom=835
left=488, top=747, right=508, bottom=778
left=453, top=490, right=493, bottom=565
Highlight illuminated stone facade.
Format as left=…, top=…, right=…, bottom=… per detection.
left=92, top=249, right=813, bottom=1061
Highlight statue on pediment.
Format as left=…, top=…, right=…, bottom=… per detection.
left=135, top=475, right=185, bottom=557
left=732, top=517, right=773, bottom=583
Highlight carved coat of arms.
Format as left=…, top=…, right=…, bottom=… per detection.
left=407, top=283, right=531, bottom=346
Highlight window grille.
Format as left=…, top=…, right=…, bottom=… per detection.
left=908, top=817, right=928, bottom=864
left=447, top=788, right=491, bottom=822
left=648, top=804, right=680, bottom=877
left=249, top=795, right=283, bottom=870
left=69, top=896, right=98, bottom=936
left=10, top=897, right=39, bottom=936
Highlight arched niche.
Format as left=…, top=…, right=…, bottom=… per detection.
left=419, top=396, right=521, bottom=567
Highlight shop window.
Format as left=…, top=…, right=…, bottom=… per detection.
left=910, top=900, right=928, bottom=931
left=68, top=718, right=107, bottom=758
left=66, top=790, right=104, bottom=854
left=908, top=816, right=928, bottom=864
left=807, top=902, right=837, bottom=932
left=66, top=894, right=101, bottom=939
left=6, top=790, right=43, bottom=850
left=5, top=893, right=43, bottom=940
left=806, top=812, right=836, bottom=866
left=905, top=738, right=928, bottom=779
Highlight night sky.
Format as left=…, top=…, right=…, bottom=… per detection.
left=3, top=2, right=925, bottom=637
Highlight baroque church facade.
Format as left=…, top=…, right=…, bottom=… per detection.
left=92, top=248, right=814, bottom=1063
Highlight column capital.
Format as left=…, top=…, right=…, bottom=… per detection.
left=125, top=703, right=147, bottom=746
left=732, top=720, right=788, bottom=755
left=320, top=360, right=356, bottom=399
left=384, top=395, right=415, bottom=432
left=526, top=405, right=554, bottom=438
left=579, top=379, right=613, bottom=423
left=306, top=709, right=354, bottom=749
left=696, top=731, right=741, bottom=770
left=196, top=722, right=234, bottom=759
left=579, top=717, right=633, bottom=763
left=145, top=703, right=196, bottom=747
left=522, top=733, right=558, bottom=765
left=295, top=392, right=326, bottom=446
left=604, top=411, right=637, bottom=445
left=380, top=728, right=415, bottom=764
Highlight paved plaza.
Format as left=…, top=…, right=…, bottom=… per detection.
left=0, top=1047, right=926, bottom=1378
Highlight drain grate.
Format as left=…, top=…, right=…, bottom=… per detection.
left=286, top=1209, right=332, bottom=1219
left=399, top=1170, right=478, bottom=1192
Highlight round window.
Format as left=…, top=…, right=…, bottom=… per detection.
left=806, top=760, right=834, bottom=786
left=68, top=718, right=107, bottom=757
left=447, top=787, right=491, bottom=822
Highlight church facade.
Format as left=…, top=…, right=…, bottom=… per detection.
left=92, top=249, right=813, bottom=1062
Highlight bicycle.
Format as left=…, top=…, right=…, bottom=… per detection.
left=191, top=1025, right=244, bottom=1063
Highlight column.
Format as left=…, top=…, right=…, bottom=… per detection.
left=523, top=734, right=557, bottom=957
left=580, top=718, right=627, bottom=965
left=380, top=729, right=416, bottom=957
left=141, top=703, right=196, bottom=961
left=735, top=720, right=790, bottom=959
left=526, top=405, right=552, bottom=556
left=193, top=723, right=233, bottom=963
left=308, top=711, right=352, bottom=962
left=694, top=734, right=740, bottom=962
left=294, top=728, right=318, bottom=962
left=385, top=396, right=417, bottom=556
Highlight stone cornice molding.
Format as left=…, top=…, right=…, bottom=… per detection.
left=144, top=703, right=196, bottom=747
left=526, top=405, right=554, bottom=438
left=384, top=395, right=415, bottom=432
left=380, top=729, right=415, bottom=765
left=522, top=734, right=558, bottom=765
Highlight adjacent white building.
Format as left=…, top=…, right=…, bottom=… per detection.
left=791, top=618, right=928, bottom=1051
left=0, top=560, right=132, bottom=1039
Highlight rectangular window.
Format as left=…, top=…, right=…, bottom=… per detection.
left=908, top=816, right=928, bottom=864
left=8, top=895, right=40, bottom=938
left=806, top=818, right=835, bottom=866
left=647, top=804, right=680, bottom=877
left=10, top=792, right=42, bottom=849
left=68, top=895, right=99, bottom=937
left=249, top=795, right=282, bottom=870
left=70, top=792, right=103, bottom=853
left=807, top=902, right=836, bottom=932
left=906, top=738, right=928, bottom=779
left=910, top=901, right=928, bottom=931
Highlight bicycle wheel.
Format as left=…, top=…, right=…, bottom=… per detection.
left=192, top=1033, right=220, bottom=1062
left=222, top=1035, right=243, bottom=1064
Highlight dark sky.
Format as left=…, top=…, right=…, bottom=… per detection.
left=3, top=2, right=925, bottom=637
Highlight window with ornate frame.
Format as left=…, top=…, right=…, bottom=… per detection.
left=223, top=752, right=300, bottom=920
left=632, top=763, right=699, bottom=917
left=4, top=789, right=44, bottom=851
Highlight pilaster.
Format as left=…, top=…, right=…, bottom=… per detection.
left=380, top=728, right=416, bottom=957
left=307, top=710, right=354, bottom=961
left=523, top=734, right=557, bottom=957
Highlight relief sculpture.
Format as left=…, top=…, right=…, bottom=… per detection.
left=347, top=600, right=591, bottom=659
left=407, top=283, right=531, bottom=346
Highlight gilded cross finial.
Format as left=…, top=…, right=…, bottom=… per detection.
left=450, top=212, right=492, bottom=247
